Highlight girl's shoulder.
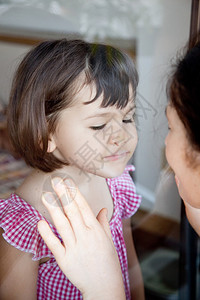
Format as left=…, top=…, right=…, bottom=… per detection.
left=15, top=169, right=55, bottom=223
left=106, top=165, right=142, bottom=219
left=0, top=193, right=56, bottom=261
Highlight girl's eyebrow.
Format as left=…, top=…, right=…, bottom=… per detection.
left=84, top=105, right=136, bottom=120
left=84, top=112, right=111, bottom=120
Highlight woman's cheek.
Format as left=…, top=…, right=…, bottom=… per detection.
left=174, top=175, right=180, bottom=188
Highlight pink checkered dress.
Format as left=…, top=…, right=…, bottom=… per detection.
left=0, top=165, right=141, bottom=300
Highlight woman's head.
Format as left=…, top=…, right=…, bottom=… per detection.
left=165, top=38, right=200, bottom=219
left=8, top=39, right=138, bottom=172
left=168, top=38, right=200, bottom=157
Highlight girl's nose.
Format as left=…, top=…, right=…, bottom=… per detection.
left=109, top=131, right=125, bottom=146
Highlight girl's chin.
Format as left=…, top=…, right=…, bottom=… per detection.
left=70, top=159, right=130, bottom=180
left=92, top=165, right=127, bottom=179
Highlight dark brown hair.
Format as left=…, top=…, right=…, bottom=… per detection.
left=8, top=39, right=138, bottom=172
left=168, top=36, right=200, bottom=155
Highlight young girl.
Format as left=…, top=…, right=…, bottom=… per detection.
left=37, top=35, right=200, bottom=300
left=0, top=39, right=144, bottom=299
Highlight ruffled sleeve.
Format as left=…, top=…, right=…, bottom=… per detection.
left=108, top=165, right=142, bottom=219
left=0, top=193, right=57, bottom=261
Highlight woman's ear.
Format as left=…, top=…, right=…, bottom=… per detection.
left=47, top=135, right=57, bottom=153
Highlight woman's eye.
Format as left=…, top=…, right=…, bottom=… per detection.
left=90, top=124, right=106, bottom=131
left=167, top=122, right=171, bottom=130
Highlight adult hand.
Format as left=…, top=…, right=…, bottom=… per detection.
left=37, top=177, right=125, bottom=300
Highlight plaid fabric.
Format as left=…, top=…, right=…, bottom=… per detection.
left=0, top=165, right=141, bottom=300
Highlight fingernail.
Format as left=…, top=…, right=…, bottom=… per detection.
left=64, top=178, right=77, bottom=200
left=51, top=177, right=63, bottom=188
left=64, top=178, right=75, bottom=188
left=42, top=191, right=56, bottom=205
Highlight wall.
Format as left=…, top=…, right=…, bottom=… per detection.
left=0, top=42, right=30, bottom=104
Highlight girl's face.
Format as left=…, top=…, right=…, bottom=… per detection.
left=165, top=105, right=200, bottom=232
left=49, top=83, right=138, bottom=179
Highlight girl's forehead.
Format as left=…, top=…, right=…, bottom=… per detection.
left=71, top=94, right=135, bottom=115
left=70, top=81, right=97, bottom=106
left=83, top=100, right=135, bottom=121
left=73, top=80, right=135, bottom=108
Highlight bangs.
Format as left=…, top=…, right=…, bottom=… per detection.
left=83, top=44, right=138, bottom=109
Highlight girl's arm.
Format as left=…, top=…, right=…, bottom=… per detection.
left=122, top=218, right=145, bottom=300
left=0, top=228, right=38, bottom=300
left=38, top=177, right=126, bottom=300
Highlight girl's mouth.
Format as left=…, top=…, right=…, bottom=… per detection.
left=103, top=151, right=129, bottom=161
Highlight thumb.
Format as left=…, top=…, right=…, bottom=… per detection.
left=96, top=208, right=113, bottom=241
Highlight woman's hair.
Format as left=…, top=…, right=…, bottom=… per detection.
left=168, top=36, right=200, bottom=157
left=8, top=39, right=138, bottom=172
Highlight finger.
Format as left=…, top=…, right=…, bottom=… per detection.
left=52, top=177, right=106, bottom=233
left=51, top=177, right=87, bottom=236
left=37, top=220, right=65, bottom=259
left=51, top=177, right=75, bottom=206
left=96, top=208, right=113, bottom=242
left=63, top=178, right=100, bottom=227
left=42, top=191, right=76, bottom=246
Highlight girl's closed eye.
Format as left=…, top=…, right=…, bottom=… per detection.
left=123, top=112, right=135, bottom=124
left=90, top=112, right=135, bottom=130
left=90, top=124, right=106, bottom=131
left=123, top=117, right=134, bottom=123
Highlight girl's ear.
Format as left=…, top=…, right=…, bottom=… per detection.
left=47, top=135, right=57, bottom=153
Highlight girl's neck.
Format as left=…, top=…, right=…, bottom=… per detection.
left=50, top=165, right=102, bottom=188
left=16, top=164, right=113, bottom=223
